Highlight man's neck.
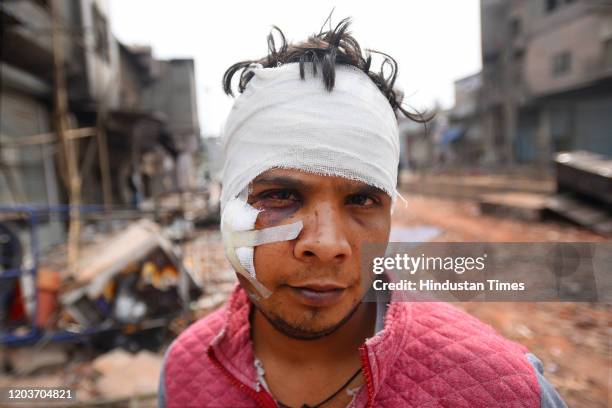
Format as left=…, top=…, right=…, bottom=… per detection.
left=251, top=301, right=377, bottom=366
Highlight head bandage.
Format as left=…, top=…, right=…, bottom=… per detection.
left=220, top=62, right=400, bottom=298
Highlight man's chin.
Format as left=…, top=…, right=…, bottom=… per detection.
left=255, top=301, right=362, bottom=341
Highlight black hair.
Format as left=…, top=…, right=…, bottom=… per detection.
left=222, top=16, right=430, bottom=123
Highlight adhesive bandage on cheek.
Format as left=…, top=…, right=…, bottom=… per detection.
left=221, top=197, right=303, bottom=300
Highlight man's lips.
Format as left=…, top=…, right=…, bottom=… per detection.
left=291, top=282, right=347, bottom=291
left=287, top=282, right=348, bottom=307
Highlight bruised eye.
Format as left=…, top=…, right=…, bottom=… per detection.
left=253, top=189, right=300, bottom=208
left=346, top=193, right=379, bottom=208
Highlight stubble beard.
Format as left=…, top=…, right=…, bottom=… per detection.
left=253, top=299, right=363, bottom=340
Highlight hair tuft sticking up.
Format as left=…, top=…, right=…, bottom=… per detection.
left=222, top=15, right=431, bottom=123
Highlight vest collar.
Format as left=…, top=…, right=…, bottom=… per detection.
left=208, top=283, right=413, bottom=397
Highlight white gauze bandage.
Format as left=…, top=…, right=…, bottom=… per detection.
left=220, top=62, right=400, bottom=299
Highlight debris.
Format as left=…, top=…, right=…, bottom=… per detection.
left=193, top=292, right=227, bottom=311
left=58, top=219, right=202, bottom=332
left=69, top=219, right=172, bottom=296
left=554, top=151, right=612, bottom=204
left=61, top=287, right=105, bottom=327
left=91, top=349, right=162, bottom=400
left=35, top=267, right=62, bottom=328
left=546, top=194, right=612, bottom=236
left=113, top=275, right=148, bottom=324
left=547, top=151, right=612, bottom=236
left=0, top=373, right=64, bottom=390
left=478, top=192, right=549, bottom=222
left=574, top=315, right=598, bottom=329
left=7, top=345, right=68, bottom=376
left=515, top=324, right=534, bottom=339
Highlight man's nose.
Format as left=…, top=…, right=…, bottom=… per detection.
left=293, top=203, right=352, bottom=263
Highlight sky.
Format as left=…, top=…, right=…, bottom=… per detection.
left=110, top=1, right=482, bottom=135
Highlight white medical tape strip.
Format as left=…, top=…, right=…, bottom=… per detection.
left=222, top=227, right=273, bottom=300
left=226, top=221, right=303, bottom=247
left=221, top=197, right=303, bottom=299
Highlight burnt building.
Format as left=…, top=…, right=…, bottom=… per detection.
left=480, top=0, right=612, bottom=165
left=1, top=0, right=201, bottom=248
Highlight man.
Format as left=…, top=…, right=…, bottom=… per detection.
left=159, top=18, right=566, bottom=408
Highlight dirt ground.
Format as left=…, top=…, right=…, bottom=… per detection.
left=392, top=194, right=610, bottom=408
left=1, top=194, right=608, bottom=407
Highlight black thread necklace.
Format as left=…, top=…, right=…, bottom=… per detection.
left=276, top=367, right=362, bottom=408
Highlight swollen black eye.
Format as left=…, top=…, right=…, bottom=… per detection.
left=270, top=191, right=294, bottom=200
left=346, top=194, right=375, bottom=207
left=262, top=190, right=298, bottom=201
left=252, top=189, right=302, bottom=210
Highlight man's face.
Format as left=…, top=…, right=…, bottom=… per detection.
left=239, top=168, right=392, bottom=339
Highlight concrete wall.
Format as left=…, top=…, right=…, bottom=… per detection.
left=480, top=0, right=612, bottom=164
left=0, top=89, right=52, bottom=205
left=525, top=10, right=612, bottom=96
left=0, top=84, right=65, bottom=248
left=141, top=59, right=200, bottom=152
left=78, top=0, right=120, bottom=107
left=481, top=0, right=508, bottom=60
left=118, top=46, right=145, bottom=109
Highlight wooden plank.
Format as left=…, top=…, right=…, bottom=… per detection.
left=0, top=127, right=96, bottom=148
left=52, top=0, right=81, bottom=269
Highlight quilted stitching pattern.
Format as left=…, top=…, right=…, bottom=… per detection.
left=166, top=286, right=258, bottom=407
left=369, top=302, right=540, bottom=408
left=165, top=285, right=540, bottom=408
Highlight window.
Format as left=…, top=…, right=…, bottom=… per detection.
left=33, top=0, right=50, bottom=8
left=552, top=51, right=572, bottom=76
left=545, top=0, right=559, bottom=12
left=510, top=17, right=521, bottom=37
left=546, top=0, right=574, bottom=13
left=92, top=5, right=110, bottom=62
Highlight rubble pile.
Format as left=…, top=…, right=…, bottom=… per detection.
left=0, top=347, right=163, bottom=406
left=0, top=221, right=233, bottom=405
left=1, top=219, right=202, bottom=349
left=58, top=220, right=200, bottom=333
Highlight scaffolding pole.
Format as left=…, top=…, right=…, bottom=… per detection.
left=52, top=0, right=81, bottom=269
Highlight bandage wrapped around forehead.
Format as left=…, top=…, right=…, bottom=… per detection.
left=221, top=63, right=400, bottom=211
left=220, top=62, right=400, bottom=299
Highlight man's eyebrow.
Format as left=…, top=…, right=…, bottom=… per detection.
left=347, top=184, right=386, bottom=196
left=251, top=176, right=308, bottom=188
left=251, top=175, right=386, bottom=195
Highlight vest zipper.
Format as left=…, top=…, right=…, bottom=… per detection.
left=207, top=347, right=278, bottom=408
left=358, top=344, right=375, bottom=408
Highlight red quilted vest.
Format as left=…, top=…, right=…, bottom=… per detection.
left=165, top=285, right=540, bottom=407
